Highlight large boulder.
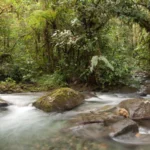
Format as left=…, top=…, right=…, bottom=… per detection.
left=68, top=111, right=124, bottom=140
left=68, top=110, right=137, bottom=139
left=0, top=98, right=8, bottom=107
left=109, top=118, right=138, bottom=137
left=68, top=104, right=140, bottom=139
left=118, top=98, right=150, bottom=119
left=33, top=88, right=84, bottom=112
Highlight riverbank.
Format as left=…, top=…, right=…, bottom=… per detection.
left=0, top=70, right=150, bottom=95
left=0, top=82, right=46, bottom=93
left=0, top=81, right=137, bottom=95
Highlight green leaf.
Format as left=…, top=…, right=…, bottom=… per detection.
left=90, top=55, right=114, bottom=72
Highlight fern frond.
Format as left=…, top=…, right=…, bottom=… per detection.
left=90, top=55, right=114, bottom=72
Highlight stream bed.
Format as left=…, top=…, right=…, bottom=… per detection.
left=0, top=92, right=150, bottom=150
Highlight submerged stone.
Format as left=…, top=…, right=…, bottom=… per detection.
left=33, top=88, right=84, bottom=112
left=70, top=123, right=106, bottom=140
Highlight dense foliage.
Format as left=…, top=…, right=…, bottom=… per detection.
left=0, top=0, right=150, bottom=89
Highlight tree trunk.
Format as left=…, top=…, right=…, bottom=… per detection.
left=43, top=20, right=54, bottom=72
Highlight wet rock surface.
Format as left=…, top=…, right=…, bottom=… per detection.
left=137, top=71, right=150, bottom=95
left=69, top=111, right=123, bottom=126
left=68, top=110, right=125, bottom=139
left=109, top=118, right=138, bottom=137
left=0, top=98, right=8, bottom=107
left=69, top=97, right=150, bottom=140
left=118, top=98, right=150, bottom=119
left=143, top=80, right=150, bottom=94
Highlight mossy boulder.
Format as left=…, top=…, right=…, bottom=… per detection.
left=33, top=88, right=84, bottom=112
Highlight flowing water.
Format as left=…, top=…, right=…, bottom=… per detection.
left=0, top=92, right=150, bottom=150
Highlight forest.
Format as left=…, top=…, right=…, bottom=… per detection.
left=1, top=1, right=150, bottom=150
left=0, top=0, right=150, bottom=91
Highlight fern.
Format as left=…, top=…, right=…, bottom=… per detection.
left=90, top=55, right=114, bottom=72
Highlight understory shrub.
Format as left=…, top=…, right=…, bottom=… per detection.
left=37, top=72, right=67, bottom=89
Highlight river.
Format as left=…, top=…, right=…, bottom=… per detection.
left=0, top=92, right=150, bottom=150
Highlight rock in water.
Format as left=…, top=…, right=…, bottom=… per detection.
left=0, top=98, right=8, bottom=107
left=110, top=118, right=138, bottom=137
left=118, top=98, right=150, bottom=119
left=33, top=88, right=84, bottom=112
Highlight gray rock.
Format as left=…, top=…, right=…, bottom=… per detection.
left=139, top=79, right=150, bottom=95
left=118, top=98, right=150, bottom=119
left=110, top=118, right=138, bottom=137
left=138, top=92, right=147, bottom=97
left=69, top=111, right=123, bottom=127
left=0, top=98, right=8, bottom=107
left=145, top=82, right=150, bottom=94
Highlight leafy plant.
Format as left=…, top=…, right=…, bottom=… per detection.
left=0, top=77, right=22, bottom=93
left=90, top=55, right=114, bottom=72
left=37, top=72, right=67, bottom=89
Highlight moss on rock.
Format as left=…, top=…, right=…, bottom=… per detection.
left=33, top=88, right=84, bottom=112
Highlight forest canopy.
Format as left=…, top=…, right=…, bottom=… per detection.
left=0, top=0, right=150, bottom=89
